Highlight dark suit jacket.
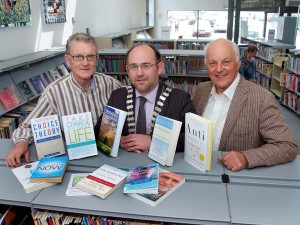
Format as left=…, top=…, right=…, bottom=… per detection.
left=193, top=76, right=298, bottom=168
left=95, top=82, right=195, bottom=152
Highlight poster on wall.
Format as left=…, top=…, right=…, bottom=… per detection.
left=43, top=0, right=66, bottom=24
left=0, top=0, right=32, bottom=28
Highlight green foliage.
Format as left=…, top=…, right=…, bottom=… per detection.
left=188, top=19, right=196, bottom=26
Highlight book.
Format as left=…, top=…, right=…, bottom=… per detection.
left=48, top=68, right=62, bottom=80
left=30, top=114, right=66, bottom=159
left=0, top=84, right=23, bottom=110
left=96, top=105, right=127, bottom=157
left=128, top=169, right=185, bottom=206
left=30, top=155, right=69, bottom=183
left=57, top=63, right=70, bottom=76
left=39, top=72, right=52, bottom=88
left=66, top=173, right=92, bottom=196
left=148, top=115, right=182, bottom=166
left=12, top=161, right=57, bottom=193
left=184, top=113, right=214, bottom=173
left=62, top=112, right=98, bottom=160
left=30, top=75, right=45, bottom=94
left=76, top=164, right=128, bottom=199
left=123, top=163, right=159, bottom=194
left=17, top=80, right=35, bottom=100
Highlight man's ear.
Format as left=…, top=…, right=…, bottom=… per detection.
left=157, top=61, right=165, bottom=76
left=64, top=54, right=70, bottom=67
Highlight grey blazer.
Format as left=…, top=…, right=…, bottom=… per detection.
left=193, top=76, right=298, bottom=168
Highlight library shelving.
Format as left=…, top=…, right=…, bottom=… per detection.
left=95, top=26, right=154, bottom=50
left=271, top=54, right=289, bottom=98
left=134, top=38, right=176, bottom=49
left=281, top=53, right=300, bottom=115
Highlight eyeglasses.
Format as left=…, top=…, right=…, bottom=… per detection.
left=207, top=59, right=233, bottom=68
left=127, top=63, right=158, bottom=72
left=68, top=54, right=98, bottom=61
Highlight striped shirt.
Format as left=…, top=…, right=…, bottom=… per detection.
left=13, top=72, right=123, bottom=145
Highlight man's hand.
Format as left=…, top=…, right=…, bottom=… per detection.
left=120, top=134, right=151, bottom=154
left=6, top=141, right=30, bottom=167
left=218, top=151, right=248, bottom=172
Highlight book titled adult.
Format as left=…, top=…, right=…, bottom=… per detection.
left=66, top=173, right=92, bottom=196
left=30, top=114, right=65, bottom=159
left=0, top=84, right=23, bottom=110
left=184, top=112, right=214, bottom=173
left=17, top=80, right=35, bottom=100
left=30, top=75, right=45, bottom=94
left=97, top=105, right=127, bottom=157
left=62, top=112, right=98, bottom=160
left=148, top=115, right=182, bottom=166
left=12, top=161, right=57, bottom=193
left=123, top=163, right=159, bottom=194
left=76, top=164, right=128, bottom=199
left=128, top=169, right=185, bottom=206
left=30, top=155, right=69, bottom=183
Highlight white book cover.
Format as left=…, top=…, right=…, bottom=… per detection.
left=30, top=114, right=65, bottom=159
left=97, top=105, right=127, bottom=157
left=66, top=173, right=92, bottom=196
left=184, top=113, right=214, bottom=173
left=12, top=161, right=56, bottom=193
left=148, top=115, right=182, bottom=166
left=76, top=164, right=128, bottom=199
left=48, top=68, right=62, bottom=80
left=62, top=112, right=98, bottom=160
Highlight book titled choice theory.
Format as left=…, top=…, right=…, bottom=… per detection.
left=148, top=115, right=182, bottom=166
left=30, top=114, right=65, bottom=159
left=76, top=164, right=128, bottom=199
left=184, top=113, right=215, bottom=173
left=62, top=112, right=98, bottom=160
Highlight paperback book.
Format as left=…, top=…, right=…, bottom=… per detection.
left=148, top=115, right=182, bottom=166
left=128, top=169, right=185, bottom=206
left=62, top=112, right=98, bottom=160
left=0, top=84, right=23, bottom=110
left=66, top=173, right=92, bottom=196
left=17, top=80, right=35, bottom=100
left=57, top=63, right=70, bottom=76
left=123, top=163, right=159, bottom=194
left=30, top=114, right=66, bottom=159
left=76, top=164, right=128, bottom=199
left=39, top=72, right=52, bottom=88
left=12, top=161, right=57, bottom=193
left=97, top=105, right=127, bottom=157
left=30, top=155, right=69, bottom=183
left=184, top=113, right=214, bottom=173
left=48, top=68, right=62, bottom=80
left=30, top=75, right=45, bottom=94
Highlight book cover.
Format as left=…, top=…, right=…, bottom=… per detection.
left=148, top=115, right=182, bottom=166
left=76, top=164, right=128, bottom=199
left=30, top=114, right=66, bottom=159
left=128, top=169, right=185, bottom=206
left=184, top=112, right=214, bottom=173
left=39, top=72, right=52, bottom=88
left=57, top=64, right=70, bottom=76
left=62, top=112, right=98, bottom=160
left=48, top=68, right=62, bottom=80
left=97, top=105, right=127, bottom=157
left=30, top=155, right=69, bottom=183
left=123, top=163, right=159, bottom=194
left=17, top=80, right=35, bottom=100
left=0, top=84, right=23, bottom=110
left=66, top=173, right=92, bottom=196
left=12, top=161, right=57, bottom=193
left=30, top=75, right=46, bottom=94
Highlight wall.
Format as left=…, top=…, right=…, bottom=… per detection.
left=154, top=0, right=228, bottom=38
left=0, top=0, right=146, bottom=60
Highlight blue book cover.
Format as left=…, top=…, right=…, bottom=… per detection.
left=30, top=155, right=69, bottom=183
left=123, top=163, right=159, bottom=194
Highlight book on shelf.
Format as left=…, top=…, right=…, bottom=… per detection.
left=20, top=102, right=37, bottom=113
left=48, top=68, right=63, bottom=80
left=184, top=113, right=214, bottom=173
left=30, top=114, right=66, bottom=159
left=76, top=164, right=128, bottom=199
left=57, top=63, right=70, bottom=76
left=30, top=155, right=69, bottom=183
left=66, top=173, right=92, bottom=196
left=12, top=161, right=57, bottom=194
left=0, top=117, right=17, bottom=139
left=0, top=206, right=17, bottom=225
left=62, top=112, right=98, bottom=160
left=16, top=80, right=35, bottom=100
left=0, top=84, right=23, bottom=110
left=39, top=72, right=52, bottom=88
left=148, top=115, right=182, bottom=166
left=128, top=169, right=185, bottom=206
left=30, top=75, right=46, bottom=94
left=96, top=105, right=127, bottom=157
left=123, top=163, right=159, bottom=194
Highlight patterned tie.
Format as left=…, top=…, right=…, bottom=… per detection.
left=136, top=96, right=147, bottom=134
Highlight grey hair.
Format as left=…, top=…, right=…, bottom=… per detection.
left=66, top=33, right=98, bottom=54
left=204, top=38, right=240, bottom=64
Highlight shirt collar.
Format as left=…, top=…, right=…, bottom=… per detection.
left=210, top=74, right=240, bottom=101
left=70, top=72, right=95, bottom=92
left=135, top=84, right=159, bottom=104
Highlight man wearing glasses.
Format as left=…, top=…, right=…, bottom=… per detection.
left=95, top=43, right=195, bottom=154
left=6, top=33, right=123, bottom=167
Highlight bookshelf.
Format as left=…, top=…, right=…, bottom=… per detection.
left=271, top=54, right=289, bottom=98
